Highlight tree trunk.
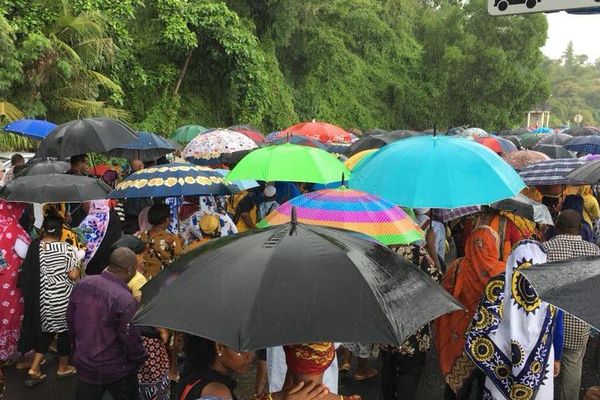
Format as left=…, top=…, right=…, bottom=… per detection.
left=174, top=49, right=194, bottom=95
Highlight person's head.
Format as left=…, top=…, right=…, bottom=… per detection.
left=112, top=235, right=146, bottom=272
left=148, top=203, right=171, bottom=228
left=10, top=153, right=24, bottom=167
left=70, top=154, right=88, bottom=174
left=199, top=214, right=221, bottom=238
left=464, top=225, right=501, bottom=263
left=263, top=185, right=276, bottom=200
left=12, top=164, right=27, bottom=177
left=183, top=334, right=254, bottom=377
left=562, top=194, right=584, bottom=215
left=130, top=158, right=144, bottom=173
left=42, top=214, right=63, bottom=239
left=556, top=209, right=583, bottom=236
left=107, top=247, right=137, bottom=283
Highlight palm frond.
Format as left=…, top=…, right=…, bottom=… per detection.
left=57, top=98, right=130, bottom=121
left=0, top=101, right=25, bottom=122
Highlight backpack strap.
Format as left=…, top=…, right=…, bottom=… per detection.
left=180, top=378, right=203, bottom=400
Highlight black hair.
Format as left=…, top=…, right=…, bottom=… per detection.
left=148, top=203, right=171, bottom=226
left=12, top=164, right=27, bottom=176
left=42, top=214, right=63, bottom=238
left=10, top=153, right=24, bottom=166
left=70, top=154, right=87, bottom=166
left=182, top=334, right=217, bottom=377
left=112, top=234, right=145, bottom=254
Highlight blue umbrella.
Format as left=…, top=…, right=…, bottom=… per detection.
left=349, top=135, right=525, bottom=208
left=107, top=131, right=177, bottom=161
left=532, top=127, right=553, bottom=134
left=564, top=136, right=600, bottom=155
left=214, top=168, right=259, bottom=190
left=3, top=119, right=56, bottom=140
left=108, top=162, right=238, bottom=199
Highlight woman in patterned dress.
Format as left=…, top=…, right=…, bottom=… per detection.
left=19, top=214, right=80, bottom=387
left=0, top=200, right=30, bottom=396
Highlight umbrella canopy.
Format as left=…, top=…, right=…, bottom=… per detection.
left=497, top=127, right=530, bottom=136
left=518, top=158, right=588, bottom=186
left=344, top=149, right=377, bottom=171
left=325, top=143, right=350, bottom=157
left=16, top=159, right=70, bottom=177
left=521, top=256, right=600, bottom=330
left=504, top=136, right=522, bottom=149
left=256, top=187, right=424, bottom=245
left=0, top=174, right=110, bottom=203
left=518, top=133, right=543, bottom=149
left=431, top=207, right=481, bottom=223
left=35, top=118, right=138, bottom=158
left=213, top=168, right=259, bottom=190
left=134, top=222, right=462, bottom=351
left=537, top=133, right=573, bottom=146
left=107, top=131, right=177, bottom=162
left=228, top=125, right=264, bottom=144
left=227, top=143, right=351, bottom=184
left=567, top=159, right=600, bottom=184
left=270, top=135, right=327, bottom=150
left=182, top=128, right=258, bottom=166
left=532, top=127, right=553, bottom=134
left=564, top=135, right=600, bottom=155
left=502, top=150, right=550, bottom=171
left=344, top=131, right=416, bottom=156
left=364, top=128, right=388, bottom=136
left=171, top=125, right=208, bottom=144
left=474, top=136, right=518, bottom=153
left=349, top=136, right=525, bottom=208
left=531, top=144, right=573, bottom=159
left=458, top=127, right=489, bottom=138
left=563, top=126, right=600, bottom=137
left=3, top=119, right=56, bottom=140
left=490, top=194, right=553, bottom=225
left=278, top=121, right=352, bottom=144
left=108, top=162, right=238, bottom=199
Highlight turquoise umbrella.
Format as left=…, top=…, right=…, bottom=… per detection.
left=349, top=135, right=525, bottom=208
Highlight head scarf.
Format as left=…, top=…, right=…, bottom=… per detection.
left=283, top=343, right=335, bottom=376
left=466, top=240, right=557, bottom=400
left=435, top=226, right=506, bottom=378
left=78, top=200, right=110, bottom=267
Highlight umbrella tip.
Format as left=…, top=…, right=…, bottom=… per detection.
left=291, top=206, right=298, bottom=226
left=433, top=124, right=437, bottom=137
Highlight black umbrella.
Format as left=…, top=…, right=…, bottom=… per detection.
left=490, top=194, right=553, bottom=225
left=364, top=128, right=387, bottom=136
left=563, top=126, right=600, bottom=137
left=16, top=159, right=70, bottom=177
left=567, top=159, right=600, bottom=184
left=35, top=118, right=138, bottom=158
left=134, top=221, right=462, bottom=351
left=537, top=133, right=573, bottom=146
left=0, top=174, right=111, bottom=203
left=345, top=131, right=418, bottom=156
left=531, top=144, right=573, bottom=159
left=521, top=256, right=600, bottom=330
left=107, top=131, right=177, bottom=162
left=504, top=136, right=522, bottom=149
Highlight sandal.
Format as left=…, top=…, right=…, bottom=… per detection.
left=25, top=372, right=47, bottom=388
left=339, top=362, right=351, bottom=373
left=353, top=368, right=378, bottom=381
left=57, top=367, right=77, bottom=379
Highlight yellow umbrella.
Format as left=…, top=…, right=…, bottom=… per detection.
left=344, top=149, right=377, bottom=170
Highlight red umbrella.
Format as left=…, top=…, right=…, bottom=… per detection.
left=228, top=125, right=264, bottom=144
left=278, top=121, right=352, bottom=144
left=474, top=136, right=518, bottom=154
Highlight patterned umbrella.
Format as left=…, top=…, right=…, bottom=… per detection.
left=108, top=162, right=238, bottom=199
left=518, top=159, right=588, bottom=186
left=183, top=128, right=258, bottom=166
left=431, top=206, right=481, bottom=223
left=344, top=149, right=377, bottom=171
left=264, top=131, right=280, bottom=143
left=537, top=133, right=572, bottom=146
left=563, top=126, right=600, bottom=137
left=458, top=127, right=489, bottom=138
left=257, top=187, right=424, bottom=245
left=502, top=150, right=550, bottom=171
left=278, top=121, right=352, bottom=143
left=474, top=136, right=518, bottom=153
left=228, top=125, right=264, bottom=144
left=270, top=135, right=327, bottom=150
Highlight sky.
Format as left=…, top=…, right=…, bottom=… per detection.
left=542, top=12, right=600, bottom=62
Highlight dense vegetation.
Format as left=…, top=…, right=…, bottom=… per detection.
left=0, top=0, right=553, bottom=135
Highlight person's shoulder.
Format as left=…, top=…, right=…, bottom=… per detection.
left=582, top=241, right=600, bottom=255
left=200, top=382, right=232, bottom=400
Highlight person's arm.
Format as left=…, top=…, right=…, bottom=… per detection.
left=14, top=238, right=29, bottom=259
left=117, top=298, right=146, bottom=364
left=554, top=309, right=564, bottom=361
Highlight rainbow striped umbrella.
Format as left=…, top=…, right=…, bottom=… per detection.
left=257, top=187, right=424, bottom=245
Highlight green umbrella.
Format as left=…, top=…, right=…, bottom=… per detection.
left=519, top=132, right=542, bottom=149
left=171, top=124, right=208, bottom=144
left=227, top=143, right=350, bottom=184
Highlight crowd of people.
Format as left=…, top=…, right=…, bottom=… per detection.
left=2, top=151, right=600, bottom=400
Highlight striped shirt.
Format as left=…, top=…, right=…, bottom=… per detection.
left=542, top=234, right=600, bottom=349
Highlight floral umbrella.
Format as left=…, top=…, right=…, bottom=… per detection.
left=458, top=127, right=490, bottom=138
left=277, top=121, right=353, bottom=144
left=183, top=128, right=258, bottom=166
left=502, top=150, right=550, bottom=171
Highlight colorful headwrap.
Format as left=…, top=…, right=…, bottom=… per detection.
left=78, top=200, right=111, bottom=267
left=283, top=343, right=335, bottom=376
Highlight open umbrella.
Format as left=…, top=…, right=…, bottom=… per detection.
left=3, top=119, right=56, bottom=140
left=518, top=133, right=543, bottom=149
left=171, top=124, right=208, bottom=144
left=270, top=135, right=327, bottom=150
left=16, top=159, right=70, bottom=177
left=108, top=162, right=238, bottom=199
left=564, top=135, right=600, bottom=155
left=108, top=131, right=178, bottom=162
left=521, top=256, right=600, bottom=330
left=531, top=144, right=573, bottom=159
left=349, top=136, right=525, bottom=208
left=228, top=125, right=264, bottom=144
left=256, top=187, right=424, bottom=245
left=474, top=136, right=518, bottom=153
left=278, top=121, right=352, bottom=144
left=537, top=133, right=573, bottom=146
left=213, top=168, right=259, bottom=190
left=326, top=143, right=350, bottom=157
left=133, top=221, right=462, bottom=351
left=458, top=127, right=489, bottom=138
left=497, top=128, right=530, bottom=136
left=490, top=194, right=553, bottom=225
left=35, top=118, right=138, bottom=158
left=0, top=174, right=111, bottom=203
left=182, top=128, right=258, bottom=166
left=518, top=159, right=588, bottom=186
left=227, top=143, right=350, bottom=184
left=532, top=127, right=553, bottom=134
left=345, top=131, right=418, bottom=156
left=344, top=149, right=377, bottom=171
left=567, top=159, right=600, bottom=184
left=563, top=126, right=600, bottom=137
left=502, top=150, right=550, bottom=171
left=431, top=207, right=481, bottom=223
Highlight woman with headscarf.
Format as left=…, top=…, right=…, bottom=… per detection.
left=77, top=200, right=123, bottom=275
left=0, top=201, right=30, bottom=395
left=465, top=240, right=564, bottom=399
left=435, top=226, right=506, bottom=400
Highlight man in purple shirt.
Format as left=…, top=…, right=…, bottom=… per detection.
left=67, top=247, right=147, bottom=399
